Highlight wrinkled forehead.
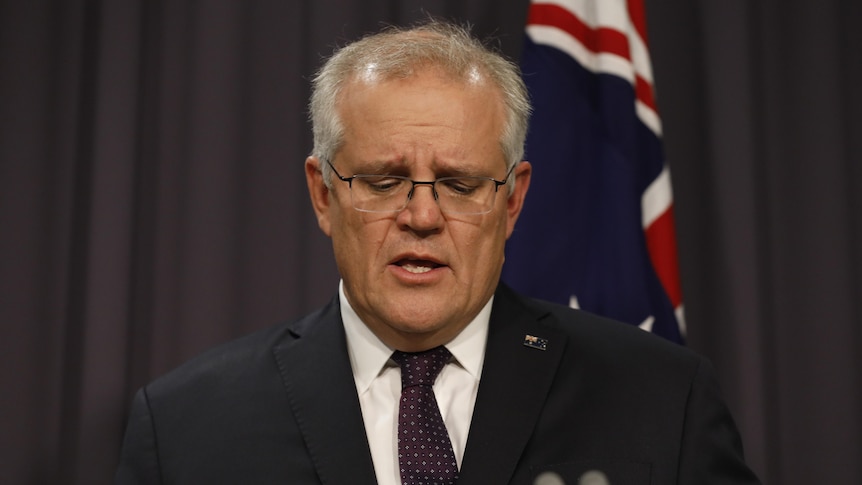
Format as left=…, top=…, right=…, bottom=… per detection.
left=336, top=65, right=506, bottom=136
left=337, top=62, right=503, bottom=113
left=333, top=70, right=509, bottom=175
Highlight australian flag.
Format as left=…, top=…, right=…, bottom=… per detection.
left=503, top=0, right=685, bottom=343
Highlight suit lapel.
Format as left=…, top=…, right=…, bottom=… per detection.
left=458, top=285, right=568, bottom=485
left=272, top=298, right=378, bottom=485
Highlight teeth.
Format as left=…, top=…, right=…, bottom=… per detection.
left=402, top=263, right=433, bottom=274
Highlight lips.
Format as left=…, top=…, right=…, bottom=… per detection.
left=391, top=255, right=446, bottom=275
left=399, top=260, right=441, bottom=274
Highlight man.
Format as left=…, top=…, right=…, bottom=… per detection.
left=116, top=21, right=759, bottom=484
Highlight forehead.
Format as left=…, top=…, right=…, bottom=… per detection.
left=335, top=68, right=507, bottom=172
left=339, top=64, right=503, bottom=113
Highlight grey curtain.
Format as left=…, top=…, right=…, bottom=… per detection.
left=1, top=1, right=859, bottom=483
left=651, top=2, right=862, bottom=483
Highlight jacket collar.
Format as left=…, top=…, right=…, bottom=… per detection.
left=272, top=297, right=379, bottom=485
left=458, top=284, right=568, bottom=484
left=272, top=284, right=567, bottom=485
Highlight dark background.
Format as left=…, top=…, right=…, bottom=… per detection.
left=2, top=1, right=860, bottom=483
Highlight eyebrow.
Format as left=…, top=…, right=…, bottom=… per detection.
left=349, top=159, right=406, bottom=175
left=435, top=165, right=487, bottom=178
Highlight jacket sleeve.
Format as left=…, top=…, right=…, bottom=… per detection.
left=115, top=388, right=162, bottom=485
left=678, top=358, right=761, bottom=484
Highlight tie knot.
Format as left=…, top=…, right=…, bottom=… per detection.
left=392, top=346, right=452, bottom=388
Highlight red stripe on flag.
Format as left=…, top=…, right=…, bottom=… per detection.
left=527, top=3, right=631, bottom=61
left=644, top=206, right=683, bottom=308
left=528, top=3, right=657, bottom=115
left=626, top=0, right=650, bottom=47
left=635, top=75, right=657, bottom=112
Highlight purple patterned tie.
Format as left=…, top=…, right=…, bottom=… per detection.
left=391, top=346, right=459, bottom=485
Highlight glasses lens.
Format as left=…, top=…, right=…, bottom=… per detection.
left=436, top=177, right=496, bottom=215
left=348, top=175, right=499, bottom=215
left=350, top=175, right=411, bottom=212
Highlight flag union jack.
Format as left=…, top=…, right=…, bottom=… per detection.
left=503, top=0, right=685, bottom=343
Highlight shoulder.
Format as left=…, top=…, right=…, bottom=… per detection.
left=492, top=291, right=758, bottom=482
left=497, top=284, right=703, bottom=379
left=145, top=299, right=337, bottom=401
left=535, top=296, right=689, bottom=353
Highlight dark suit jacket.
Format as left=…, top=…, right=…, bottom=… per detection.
left=116, top=284, right=759, bottom=484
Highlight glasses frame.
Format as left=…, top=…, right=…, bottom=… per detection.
left=325, top=159, right=514, bottom=215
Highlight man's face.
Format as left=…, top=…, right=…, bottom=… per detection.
left=305, top=68, right=531, bottom=352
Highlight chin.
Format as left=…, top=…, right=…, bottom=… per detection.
left=389, top=312, right=445, bottom=332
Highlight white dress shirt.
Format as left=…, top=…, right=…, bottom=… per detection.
left=339, top=281, right=490, bottom=485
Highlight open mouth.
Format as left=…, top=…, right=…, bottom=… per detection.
left=396, top=259, right=443, bottom=274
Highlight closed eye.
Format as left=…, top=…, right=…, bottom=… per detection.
left=356, top=176, right=408, bottom=193
left=439, top=178, right=483, bottom=196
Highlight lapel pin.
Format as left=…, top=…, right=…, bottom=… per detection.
left=523, top=334, right=548, bottom=351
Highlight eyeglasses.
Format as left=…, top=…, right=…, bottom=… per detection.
left=326, top=160, right=513, bottom=215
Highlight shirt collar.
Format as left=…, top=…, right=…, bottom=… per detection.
left=340, top=280, right=491, bottom=395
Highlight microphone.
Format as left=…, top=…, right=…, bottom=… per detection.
left=579, top=470, right=610, bottom=485
left=533, top=469, right=610, bottom=485
left=533, top=472, right=565, bottom=485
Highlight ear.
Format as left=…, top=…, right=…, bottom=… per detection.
left=305, top=156, right=333, bottom=236
left=505, top=161, right=532, bottom=239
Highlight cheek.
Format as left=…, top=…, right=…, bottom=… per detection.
left=485, top=218, right=510, bottom=260
left=328, top=209, right=363, bottom=261
left=332, top=214, right=393, bottom=266
left=452, top=217, right=508, bottom=265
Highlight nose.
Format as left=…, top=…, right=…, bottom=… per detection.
left=397, top=183, right=443, bottom=232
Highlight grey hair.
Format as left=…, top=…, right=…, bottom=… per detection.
left=309, top=20, right=531, bottom=193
